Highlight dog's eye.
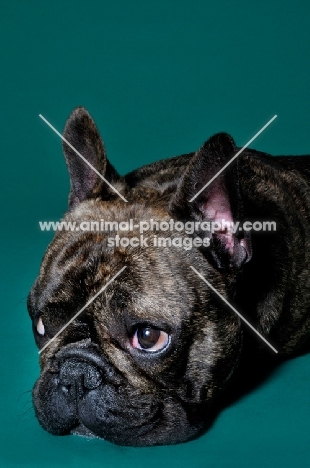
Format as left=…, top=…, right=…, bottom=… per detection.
left=132, top=326, right=169, bottom=352
left=36, top=317, right=45, bottom=336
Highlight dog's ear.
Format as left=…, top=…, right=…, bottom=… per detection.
left=170, top=132, right=252, bottom=270
left=62, top=107, right=123, bottom=209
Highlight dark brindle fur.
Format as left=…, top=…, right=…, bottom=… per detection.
left=27, top=107, right=310, bottom=445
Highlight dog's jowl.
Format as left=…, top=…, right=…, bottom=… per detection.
left=27, top=107, right=310, bottom=446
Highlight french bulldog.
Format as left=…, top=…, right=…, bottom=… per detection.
left=27, top=107, right=310, bottom=446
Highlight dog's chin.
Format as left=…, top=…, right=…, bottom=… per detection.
left=70, top=421, right=204, bottom=447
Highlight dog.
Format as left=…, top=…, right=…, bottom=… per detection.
left=27, top=107, right=310, bottom=446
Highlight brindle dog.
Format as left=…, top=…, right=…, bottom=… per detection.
left=27, top=107, right=310, bottom=445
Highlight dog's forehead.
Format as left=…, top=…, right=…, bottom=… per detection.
left=105, top=255, right=196, bottom=325
left=34, top=199, right=198, bottom=316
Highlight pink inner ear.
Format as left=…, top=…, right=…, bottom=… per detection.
left=203, top=190, right=233, bottom=224
left=202, top=190, right=235, bottom=253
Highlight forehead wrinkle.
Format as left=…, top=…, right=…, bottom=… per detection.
left=69, top=197, right=170, bottom=226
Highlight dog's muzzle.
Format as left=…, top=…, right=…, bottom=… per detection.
left=33, top=341, right=165, bottom=444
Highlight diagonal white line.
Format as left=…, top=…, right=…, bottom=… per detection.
left=39, top=266, right=127, bottom=354
left=189, top=115, right=277, bottom=202
left=190, top=266, right=278, bottom=353
left=39, top=114, right=128, bottom=203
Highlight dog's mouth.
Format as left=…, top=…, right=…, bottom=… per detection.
left=70, top=408, right=162, bottom=443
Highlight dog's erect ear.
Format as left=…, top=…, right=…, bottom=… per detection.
left=170, top=132, right=252, bottom=270
left=62, top=107, right=122, bottom=209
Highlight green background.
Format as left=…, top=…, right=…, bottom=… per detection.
left=1, top=0, right=310, bottom=466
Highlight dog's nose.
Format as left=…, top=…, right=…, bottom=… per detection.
left=59, top=358, right=102, bottom=398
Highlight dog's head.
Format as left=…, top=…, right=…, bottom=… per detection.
left=28, top=107, right=252, bottom=445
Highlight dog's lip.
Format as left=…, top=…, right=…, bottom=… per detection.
left=72, top=408, right=162, bottom=443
